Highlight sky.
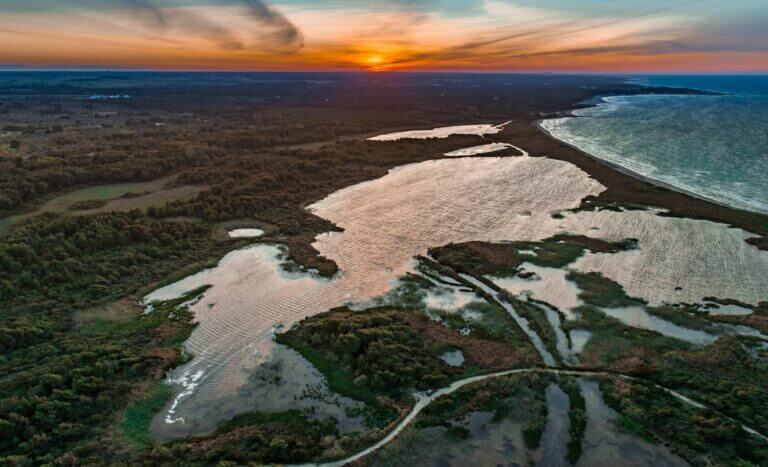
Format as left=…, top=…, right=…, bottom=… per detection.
left=1, top=0, right=767, bottom=72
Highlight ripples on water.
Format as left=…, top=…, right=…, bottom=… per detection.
left=145, top=131, right=768, bottom=439
left=492, top=263, right=583, bottom=316
left=540, top=77, right=768, bottom=214
left=444, top=142, right=513, bottom=157
left=367, top=121, right=509, bottom=141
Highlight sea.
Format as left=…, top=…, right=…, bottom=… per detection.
left=540, top=75, right=768, bottom=214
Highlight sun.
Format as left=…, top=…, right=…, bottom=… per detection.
left=365, top=55, right=388, bottom=71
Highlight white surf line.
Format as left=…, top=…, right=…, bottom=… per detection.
left=299, top=368, right=767, bottom=467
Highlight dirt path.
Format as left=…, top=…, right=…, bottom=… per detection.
left=303, top=367, right=767, bottom=467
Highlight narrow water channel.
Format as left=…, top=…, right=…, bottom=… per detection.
left=146, top=132, right=768, bottom=440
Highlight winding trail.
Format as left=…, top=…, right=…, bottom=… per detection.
left=294, top=167, right=768, bottom=466
left=305, top=254, right=768, bottom=465
left=306, top=367, right=768, bottom=467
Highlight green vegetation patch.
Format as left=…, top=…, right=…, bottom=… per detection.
left=507, top=298, right=562, bottom=365
left=277, top=307, right=463, bottom=426
left=430, top=300, right=531, bottom=349
left=119, top=383, right=175, bottom=447
left=0, top=291, right=199, bottom=465
left=567, top=270, right=645, bottom=308
left=429, top=234, right=637, bottom=277
left=564, top=271, right=768, bottom=438
left=648, top=337, right=768, bottom=437
left=369, top=274, right=542, bottom=369
left=68, top=199, right=109, bottom=211
left=704, top=300, right=768, bottom=335
left=279, top=307, right=459, bottom=397
left=563, top=305, right=690, bottom=371
left=565, top=298, right=768, bottom=439
left=562, top=378, right=586, bottom=464
left=140, top=409, right=342, bottom=465
left=644, top=303, right=717, bottom=331
left=416, top=373, right=549, bottom=449
left=599, top=377, right=768, bottom=466
left=368, top=426, right=442, bottom=467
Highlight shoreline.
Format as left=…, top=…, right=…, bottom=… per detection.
left=308, top=367, right=768, bottom=467
left=534, top=117, right=764, bottom=217
left=535, top=90, right=767, bottom=217
left=496, top=85, right=768, bottom=251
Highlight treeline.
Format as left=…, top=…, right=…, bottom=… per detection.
left=0, top=211, right=214, bottom=353
left=0, top=120, right=488, bottom=464
left=0, top=208, right=219, bottom=464
left=278, top=308, right=458, bottom=404
left=0, top=146, right=200, bottom=213
left=600, top=377, right=768, bottom=465
left=0, top=94, right=434, bottom=216
left=158, top=136, right=484, bottom=226
left=0, top=291, right=198, bottom=465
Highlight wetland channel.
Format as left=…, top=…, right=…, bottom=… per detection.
left=142, top=123, right=768, bottom=461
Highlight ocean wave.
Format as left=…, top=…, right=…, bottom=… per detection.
left=541, top=91, right=768, bottom=215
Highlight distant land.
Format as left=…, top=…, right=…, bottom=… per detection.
left=1, top=72, right=767, bottom=466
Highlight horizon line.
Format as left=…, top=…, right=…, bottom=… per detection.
left=1, top=67, right=768, bottom=76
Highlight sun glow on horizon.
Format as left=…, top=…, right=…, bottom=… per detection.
left=0, top=1, right=767, bottom=72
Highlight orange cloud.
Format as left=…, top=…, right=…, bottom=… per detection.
left=1, top=1, right=766, bottom=72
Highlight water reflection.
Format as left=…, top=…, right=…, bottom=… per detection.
left=368, top=122, right=509, bottom=141
left=577, top=379, right=688, bottom=466
left=148, top=151, right=768, bottom=439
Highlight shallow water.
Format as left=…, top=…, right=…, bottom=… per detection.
left=149, top=149, right=768, bottom=438
left=439, top=350, right=465, bottom=367
left=538, top=383, right=571, bottom=467
left=149, top=155, right=600, bottom=434
left=577, top=379, right=688, bottom=467
left=599, top=306, right=717, bottom=345
left=151, top=341, right=365, bottom=441
left=536, top=302, right=577, bottom=365
left=564, top=209, right=768, bottom=306
left=443, top=411, right=531, bottom=466
left=228, top=228, right=265, bottom=238
left=146, top=244, right=347, bottom=437
left=491, top=263, right=583, bottom=316
left=310, top=156, right=604, bottom=304
left=705, top=302, right=754, bottom=316
left=423, top=285, right=478, bottom=312
left=444, top=142, right=513, bottom=157
left=368, top=122, right=508, bottom=141
left=569, top=330, right=592, bottom=355
left=394, top=412, right=534, bottom=467
left=462, top=273, right=557, bottom=366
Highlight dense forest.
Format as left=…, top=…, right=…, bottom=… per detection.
left=2, top=72, right=562, bottom=463
left=2, top=73, right=768, bottom=465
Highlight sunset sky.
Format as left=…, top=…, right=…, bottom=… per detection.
left=1, top=0, right=767, bottom=72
